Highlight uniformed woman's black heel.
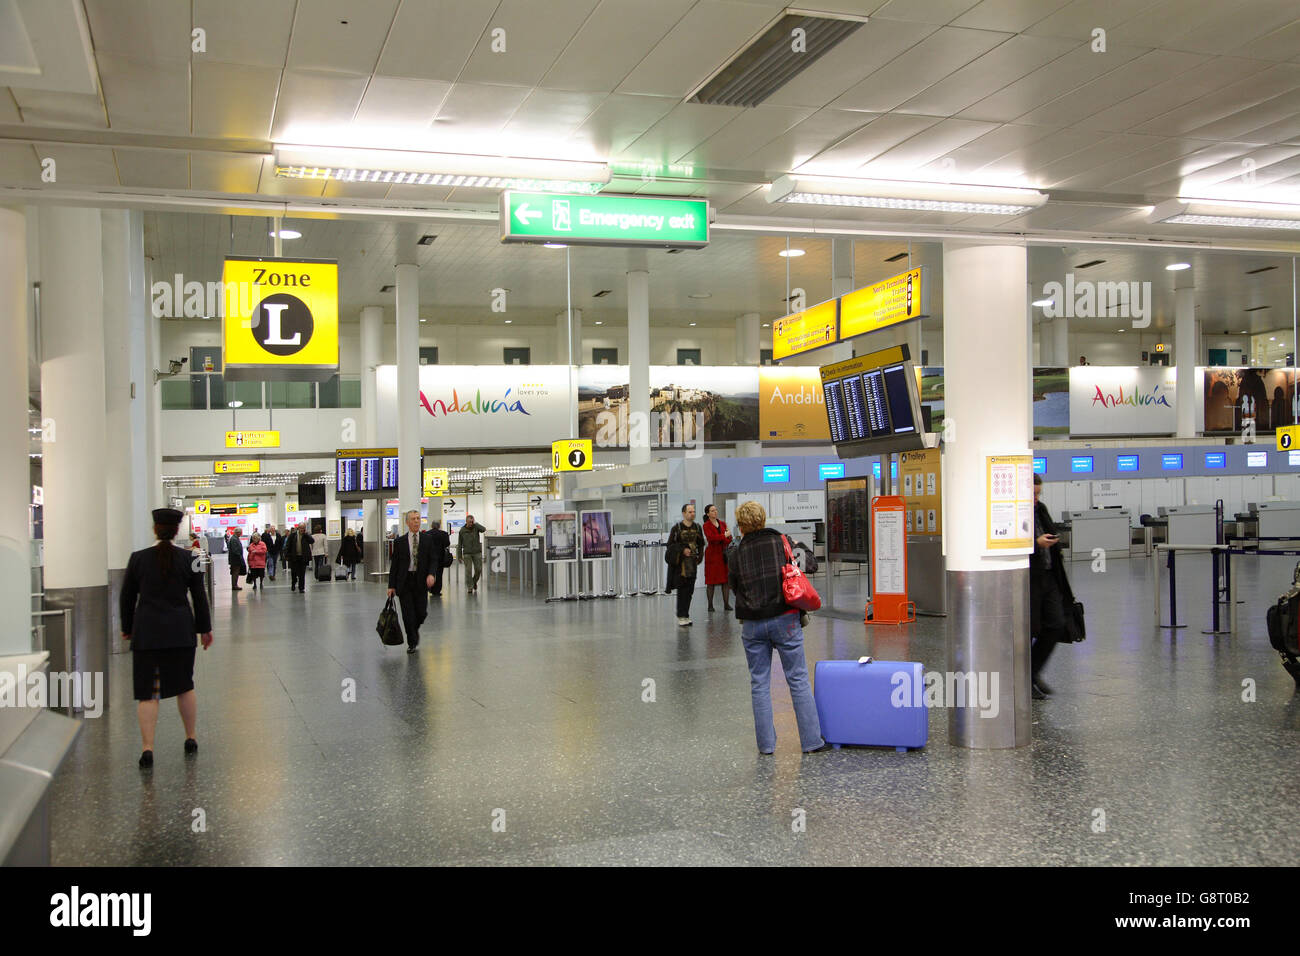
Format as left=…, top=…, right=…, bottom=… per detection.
left=184, top=738, right=198, bottom=755
left=138, top=750, right=153, bottom=768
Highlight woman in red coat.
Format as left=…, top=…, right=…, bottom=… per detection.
left=702, top=503, right=733, bottom=612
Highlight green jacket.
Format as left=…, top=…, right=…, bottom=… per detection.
left=457, top=522, right=488, bottom=557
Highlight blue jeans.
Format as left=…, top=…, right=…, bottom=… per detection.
left=741, top=611, right=824, bottom=753
left=266, top=553, right=277, bottom=578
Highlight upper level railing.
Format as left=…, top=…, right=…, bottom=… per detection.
left=161, top=374, right=361, bottom=410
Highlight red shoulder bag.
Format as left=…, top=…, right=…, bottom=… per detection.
left=781, top=535, right=821, bottom=612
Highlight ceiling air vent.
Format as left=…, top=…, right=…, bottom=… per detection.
left=688, top=11, right=865, bottom=108
left=1245, top=265, right=1278, bottom=275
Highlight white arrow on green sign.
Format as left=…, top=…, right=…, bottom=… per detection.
left=500, top=191, right=709, bottom=248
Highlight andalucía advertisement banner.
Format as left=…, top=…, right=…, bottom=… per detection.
left=759, top=367, right=830, bottom=441
left=1069, top=366, right=1176, bottom=436
left=377, top=366, right=569, bottom=448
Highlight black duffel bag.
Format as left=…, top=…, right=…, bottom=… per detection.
left=376, top=596, right=403, bottom=647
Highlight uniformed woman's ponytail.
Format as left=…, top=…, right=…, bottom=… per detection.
left=154, top=521, right=179, bottom=577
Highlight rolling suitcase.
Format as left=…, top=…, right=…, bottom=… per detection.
left=1265, top=562, right=1300, bottom=687
left=315, top=560, right=331, bottom=582
left=813, top=658, right=928, bottom=751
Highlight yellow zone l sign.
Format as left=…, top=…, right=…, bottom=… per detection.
left=1277, top=425, right=1300, bottom=451
left=226, top=430, right=280, bottom=448
left=553, top=439, right=593, bottom=472
left=214, top=460, right=260, bottom=474
left=423, top=468, right=449, bottom=497
left=222, top=256, right=339, bottom=381
left=194, top=499, right=211, bottom=515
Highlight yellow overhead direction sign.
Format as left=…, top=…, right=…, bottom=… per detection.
left=553, top=439, right=593, bottom=472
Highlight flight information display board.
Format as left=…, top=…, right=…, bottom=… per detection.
left=337, top=457, right=359, bottom=493
left=336, top=448, right=409, bottom=495
left=818, top=344, right=927, bottom=456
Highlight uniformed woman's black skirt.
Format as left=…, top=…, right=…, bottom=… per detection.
left=133, top=647, right=196, bottom=701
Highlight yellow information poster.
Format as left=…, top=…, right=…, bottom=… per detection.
left=553, top=439, right=593, bottom=471
left=1277, top=424, right=1300, bottom=451
left=226, top=430, right=280, bottom=448
left=773, top=299, right=838, bottom=360
left=840, top=266, right=928, bottom=340
left=899, top=448, right=941, bottom=536
left=759, top=367, right=830, bottom=441
left=222, top=256, right=339, bottom=381
left=214, top=460, right=260, bottom=474
left=986, top=454, right=1034, bottom=552
left=423, top=468, right=449, bottom=497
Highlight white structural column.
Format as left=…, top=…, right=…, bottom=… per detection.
left=481, top=477, right=498, bottom=533
left=275, top=489, right=287, bottom=529
left=102, top=210, right=151, bottom=655
left=359, top=305, right=383, bottom=565
left=735, top=313, right=760, bottom=365
left=942, top=241, right=1032, bottom=749
left=1052, top=318, right=1069, bottom=368
left=0, top=207, right=30, bottom=654
left=627, top=266, right=651, bottom=466
left=395, top=264, right=421, bottom=521
left=1176, top=287, right=1197, bottom=438
left=41, top=207, right=110, bottom=681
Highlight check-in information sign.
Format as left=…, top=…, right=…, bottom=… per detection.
left=501, top=192, right=708, bottom=248
left=222, top=256, right=339, bottom=382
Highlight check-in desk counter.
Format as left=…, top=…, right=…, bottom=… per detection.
left=1163, top=505, right=1218, bottom=546
left=1256, top=502, right=1300, bottom=539
left=1067, top=509, right=1131, bottom=560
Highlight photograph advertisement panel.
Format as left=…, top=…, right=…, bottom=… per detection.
left=545, top=512, right=578, bottom=564
left=579, top=510, right=614, bottom=561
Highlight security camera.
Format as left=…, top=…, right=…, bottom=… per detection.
left=154, top=356, right=189, bottom=383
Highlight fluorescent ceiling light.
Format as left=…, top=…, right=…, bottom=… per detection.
left=1149, top=197, right=1300, bottom=230
left=1165, top=262, right=1191, bottom=270
left=688, top=292, right=712, bottom=299
left=269, top=229, right=301, bottom=239
left=768, top=175, right=1047, bottom=215
left=1032, top=299, right=1054, bottom=308
left=778, top=248, right=805, bottom=257
left=543, top=243, right=567, bottom=249
left=273, top=145, right=610, bottom=194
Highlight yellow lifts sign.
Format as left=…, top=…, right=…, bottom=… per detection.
left=222, top=257, right=339, bottom=381
left=226, top=431, right=280, bottom=448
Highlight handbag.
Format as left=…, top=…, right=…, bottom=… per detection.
left=376, top=596, right=404, bottom=646
left=780, top=535, right=821, bottom=612
left=1064, top=599, right=1086, bottom=643
left=441, top=550, right=454, bottom=569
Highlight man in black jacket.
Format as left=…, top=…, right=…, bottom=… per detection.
left=388, top=510, right=435, bottom=653
left=423, top=520, right=452, bottom=597
left=263, top=525, right=282, bottom=580
left=1030, top=474, right=1068, bottom=699
left=284, top=523, right=314, bottom=593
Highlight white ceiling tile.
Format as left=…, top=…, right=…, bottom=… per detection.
left=115, top=149, right=189, bottom=189
left=10, top=88, right=106, bottom=128
left=286, top=0, right=400, bottom=75
left=0, top=142, right=40, bottom=183
left=192, top=0, right=296, bottom=68
left=616, top=1, right=780, bottom=98
left=951, top=0, right=1074, bottom=32
left=189, top=153, right=263, bottom=193
left=1078, top=57, right=1277, bottom=134
left=270, top=70, right=368, bottom=142
left=762, top=18, right=938, bottom=109
left=1182, top=87, right=1300, bottom=144
left=320, top=179, right=395, bottom=199
left=1107, top=0, right=1239, bottom=50
left=1106, top=142, right=1256, bottom=192
left=618, top=102, right=744, bottom=166
left=538, top=0, right=694, bottom=92
left=83, top=0, right=191, bottom=62
left=33, top=143, right=118, bottom=185
left=354, top=76, right=451, bottom=129
left=97, top=54, right=190, bottom=134
left=1176, top=146, right=1300, bottom=194
left=938, top=123, right=1059, bottom=176
left=1050, top=137, right=1214, bottom=191
left=742, top=109, right=892, bottom=173
left=972, top=127, right=1107, bottom=184
left=795, top=113, right=937, bottom=174
left=957, top=43, right=1148, bottom=123
left=191, top=61, right=281, bottom=140
left=497, top=89, right=610, bottom=153
left=896, top=34, right=1078, bottom=116
left=1151, top=0, right=1300, bottom=55
left=677, top=105, right=814, bottom=168
left=829, top=26, right=1012, bottom=112
left=858, top=118, right=1000, bottom=178
left=430, top=83, right=533, bottom=147
left=1234, top=19, right=1300, bottom=62
left=458, top=0, right=601, bottom=88
left=1013, top=49, right=1207, bottom=128
left=376, top=0, right=498, bottom=81
left=0, top=90, right=19, bottom=124
left=1131, top=63, right=1300, bottom=137
left=870, top=0, right=982, bottom=25
left=568, top=94, right=678, bottom=157
left=1022, top=0, right=1165, bottom=39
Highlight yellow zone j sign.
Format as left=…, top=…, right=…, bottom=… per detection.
left=553, top=439, right=593, bottom=472
left=1277, top=424, right=1300, bottom=451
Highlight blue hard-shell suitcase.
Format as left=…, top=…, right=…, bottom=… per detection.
left=813, top=658, right=928, bottom=751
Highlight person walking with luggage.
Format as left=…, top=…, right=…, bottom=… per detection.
left=726, top=500, right=827, bottom=755
left=263, top=525, right=281, bottom=580
left=667, top=504, right=705, bottom=626
left=425, top=520, right=452, bottom=596
left=246, top=533, right=267, bottom=591
left=284, top=523, right=313, bottom=593
left=337, top=528, right=361, bottom=580
left=456, top=515, right=488, bottom=593
left=227, top=528, right=245, bottom=592
left=1030, top=473, right=1076, bottom=699
left=702, top=503, right=733, bottom=613
left=388, top=510, right=435, bottom=654
left=311, top=529, right=328, bottom=580
left=120, top=508, right=213, bottom=769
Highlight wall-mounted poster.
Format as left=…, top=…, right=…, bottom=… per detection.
left=545, top=512, right=578, bottom=563
left=1069, top=366, right=1176, bottom=436
left=580, top=510, right=613, bottom=561
left=920, top=367, right=1070, bottom=438
left=1203, top=367, right=1296, bottom=434
left=760, top=366, right=831, bottom=441
left=578, top=366, right=760, bottom=445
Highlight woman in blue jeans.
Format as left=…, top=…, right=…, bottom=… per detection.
left=725, top=500, right=829, bottom=755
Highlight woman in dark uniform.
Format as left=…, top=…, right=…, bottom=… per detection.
left=120, top=508, right=214, bottom=768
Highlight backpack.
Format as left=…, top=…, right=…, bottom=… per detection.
left=1264, top=562, right=1300, bottom=687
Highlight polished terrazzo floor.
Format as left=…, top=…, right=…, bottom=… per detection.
left=48, top=553, right=1300, bottom=866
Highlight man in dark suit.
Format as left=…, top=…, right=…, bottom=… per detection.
left=284, top=523, right=314, bottom=593
left=424, top=520, right=452, bottom=597
left=388, top=509, right=435, bottom=653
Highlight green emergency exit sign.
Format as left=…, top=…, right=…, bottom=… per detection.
left=500, top=191, right=709, bottom=248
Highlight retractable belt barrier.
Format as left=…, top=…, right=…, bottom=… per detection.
left=1153, top=536, right=1300, bottom=637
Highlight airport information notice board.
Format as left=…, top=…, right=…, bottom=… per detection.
left=986, top=454, right=1034, bottom=553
